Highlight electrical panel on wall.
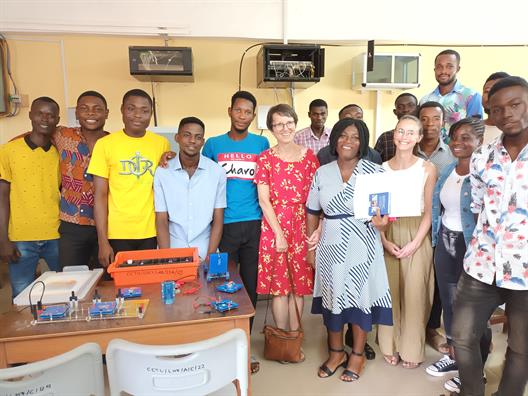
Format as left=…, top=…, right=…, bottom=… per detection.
left=257, top=44, right=325, bottom=88
left=129, top=46, right=194, bottom=82
left=352, top=52, right=420, bottom=90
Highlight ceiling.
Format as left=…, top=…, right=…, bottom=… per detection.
left=1, top=0, right=527, bottom=45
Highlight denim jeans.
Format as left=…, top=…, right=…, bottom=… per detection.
left=434, top=224, right=466, bottom=342
left=452, top=271, right=528, bottom=396
left=8, top=239, right=60, bottom=298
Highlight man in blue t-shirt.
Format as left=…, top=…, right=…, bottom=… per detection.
left=202, top=91, right=269, bottom=325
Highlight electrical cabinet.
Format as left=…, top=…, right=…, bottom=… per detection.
left=129, top=46, right=194, bottom=82
left=257, top=44, right=325, bottom=88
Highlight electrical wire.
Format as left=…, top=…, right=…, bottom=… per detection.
left=238, top=42, right=276, bottom=91
left=28, top=280, right=46, bottom=308
left=0, top=33, right=20, bottom=117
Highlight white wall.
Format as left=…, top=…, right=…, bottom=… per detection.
left=2, top=0, right=528, bottom=44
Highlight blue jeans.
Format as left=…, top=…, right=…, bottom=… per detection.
left=434, top=224, right=466, bottom=342
left=452, top=271, right=528, bottom=396
left=8, top=240, right=60, bottom=298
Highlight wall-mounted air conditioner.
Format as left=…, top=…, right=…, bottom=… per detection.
left=353, top=52, right=420, bottom=90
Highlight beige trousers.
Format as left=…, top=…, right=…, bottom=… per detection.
left=378, top=216, right=434, bottom=364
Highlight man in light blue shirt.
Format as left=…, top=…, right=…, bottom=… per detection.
left=154, top=117, right=226, bottom=260
left=420, top=49, right=483, bottom=142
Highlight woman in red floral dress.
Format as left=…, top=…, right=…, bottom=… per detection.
left=255, top=104, right=319, bottom=338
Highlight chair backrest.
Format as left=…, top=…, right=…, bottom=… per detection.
left=0, top=342, right=104, bottom=396
left=106, top=328, right=248, bottom=396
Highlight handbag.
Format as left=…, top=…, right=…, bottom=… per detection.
left=262, top=252, right=304, bottom=363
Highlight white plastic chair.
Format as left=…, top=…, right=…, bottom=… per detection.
left=106, top=328, right=249, bottom=396
left=0, top=342, right=104, bottom=396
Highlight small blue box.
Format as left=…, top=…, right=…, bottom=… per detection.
left=161, top=281, right=175, bottom=304
left=122, top=287, right=142, bottom=299
left=216, top=281, right=243, bottom=294
left=39, top=304, right=69, bottom=320
left=89, top=301, right=117, bottom=316
left=207, top=252, right=229, bottom=282
left=211, top=299, right=239, bottom=313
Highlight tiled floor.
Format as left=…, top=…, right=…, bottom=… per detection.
left=249, top=299, right=524, bottom=396
left=1, top=264, right=526, bottom=396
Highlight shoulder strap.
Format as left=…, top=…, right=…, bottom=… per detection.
left=263, top=251, right=303, bottom=331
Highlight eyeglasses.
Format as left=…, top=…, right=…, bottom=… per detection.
left=395, top=128, right=419, bottom=137
left=272, top=121, right=296, bottom=131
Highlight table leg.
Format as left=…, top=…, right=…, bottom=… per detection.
left=0, top=343, right=8, bottom=368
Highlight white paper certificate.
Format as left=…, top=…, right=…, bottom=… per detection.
left=353, top=167, right=425, bottom=219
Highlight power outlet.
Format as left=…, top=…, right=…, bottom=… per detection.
left=9, top=94, right=29, bottom=108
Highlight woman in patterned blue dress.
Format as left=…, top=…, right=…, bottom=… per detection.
left=306, top=118, right=393, bottom=382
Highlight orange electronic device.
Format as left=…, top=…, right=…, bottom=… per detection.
left=107, top=247, right=200, bottom=286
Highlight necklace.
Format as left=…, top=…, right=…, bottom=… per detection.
left=454, top=168, right=469, bottom=184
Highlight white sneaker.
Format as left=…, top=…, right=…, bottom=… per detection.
left=444, top=373, right=487, bottom=393
left=426, top=355, right=458, bottom=377
left=444, top=376, right=460, bottom=394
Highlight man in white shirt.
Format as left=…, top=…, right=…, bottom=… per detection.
left=452, top=76, right=528, bottom=396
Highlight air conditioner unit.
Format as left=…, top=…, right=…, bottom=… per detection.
left=257, top=44, right=325, bottom=88
left=353, top=52, right=420, bottom=90
left=129, top=46, right=193, bottom=82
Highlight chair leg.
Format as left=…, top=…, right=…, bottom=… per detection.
left=233, top=379, right=241, bottom=396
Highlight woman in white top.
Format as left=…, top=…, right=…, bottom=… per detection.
left=377, top=115, right=438, bottom=369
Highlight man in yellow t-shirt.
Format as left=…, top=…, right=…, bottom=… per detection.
left=88, top=89, right=170, bottom=268
left=0, top=97, right=61, bottom=298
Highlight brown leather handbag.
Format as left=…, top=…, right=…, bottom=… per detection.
left=262, top=253, right=304, bottom=363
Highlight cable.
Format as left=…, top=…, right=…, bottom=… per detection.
left=0, top=33, right=20, bottom=117
left=28, top=280, right=46, bottom=306
left=151, top=81, right=158, bottom=126
left=28, top=280, right=46, bottom=319
left=238, top=41, right=276, bottom=91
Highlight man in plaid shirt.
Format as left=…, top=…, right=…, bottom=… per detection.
left=293, top=99, right=331, bottom=154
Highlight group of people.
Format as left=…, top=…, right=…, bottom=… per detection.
left=0, top=48, right=526, bottom=396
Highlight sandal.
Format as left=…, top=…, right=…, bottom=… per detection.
left=341, top=349, right=365, bottom=382
left=438, top=342, right=451, bottom=355
left=280, top=349, right=305, bottom=364
left=250, top=356, right=260, bottom=374
left=402, top=360, right=421, bottom=369
left=344, top=325, right=376, bottom=360
left=318, top=347, right=348, bottom=378
left=383, top=353, right=400, bottom=366
left=426, top=329, right=448, bottom=353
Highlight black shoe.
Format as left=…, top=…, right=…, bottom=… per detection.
left=345, top=326, right=376, bottom=360
left=364, top=342, right=376, bottom=360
